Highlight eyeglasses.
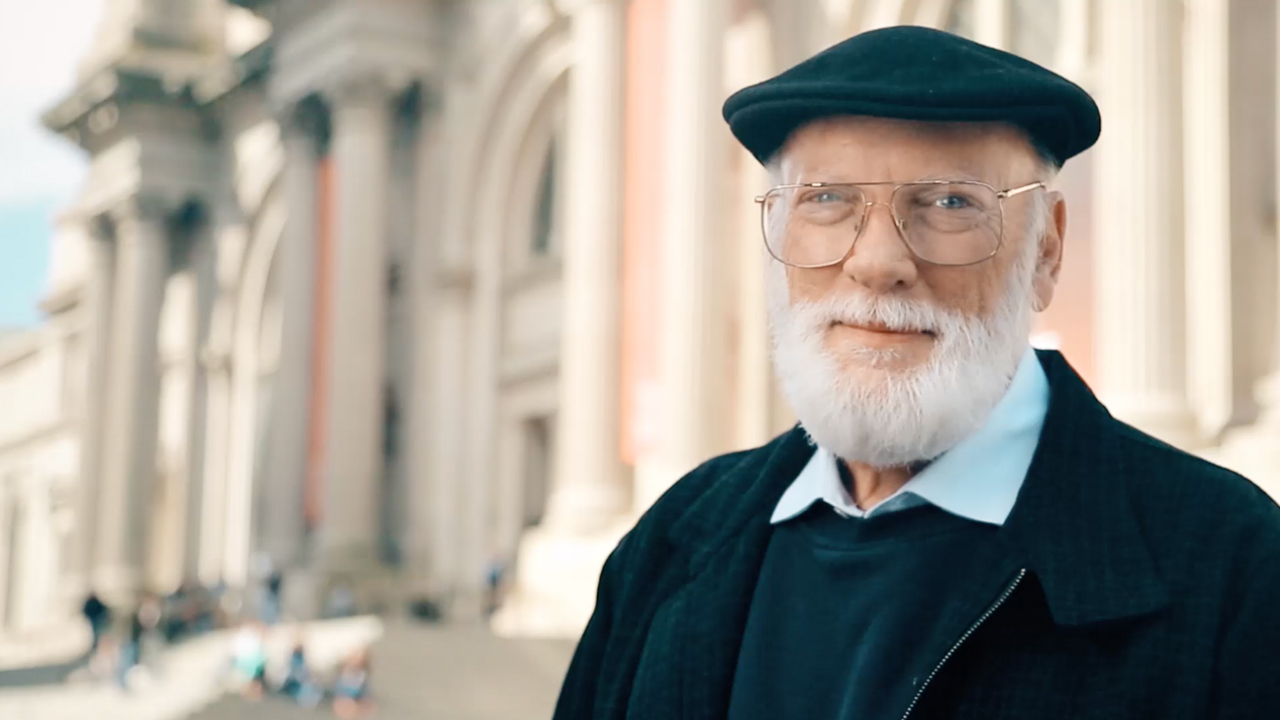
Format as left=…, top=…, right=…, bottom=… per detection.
left=754, top=180, right=1045, bottom=268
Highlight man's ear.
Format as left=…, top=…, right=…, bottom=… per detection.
left=1031, top=192, right=1066, bottom=312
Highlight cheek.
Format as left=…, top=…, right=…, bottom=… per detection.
left=916, top=266, right=999, bottom=316
left=786, top=267, right=838, bottom=304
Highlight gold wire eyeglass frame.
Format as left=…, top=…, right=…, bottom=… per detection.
left=753, top=179, right=1046, bottom=268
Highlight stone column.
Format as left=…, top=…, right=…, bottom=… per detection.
left=1259, top=3, right=1280, bottom=431
left=180, top=218, right=217, bottom=583
left=726, top=10, right=775, bottom=451
left=262, top=103, right=322, bottom=568
left=1217, top=1, right=1280, bottom=498
left=317, top=76, right=392, bottom=569
left=974, top=0, right=1012, bottom=50
left=543, top=0, right=629, bottom=533
left=94, top=197, right=170, bottom=602
left=1093, top=0, right=1198, bottom=447
left=647, top=0, right=731, bottom=507
left=71, top=227, right=116, bottom=594
left=402, top=87, right=448, bottom=596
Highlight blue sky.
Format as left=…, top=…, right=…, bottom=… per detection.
left=0, top=2, right=101, bottom=328
left=0, top=200, right=60, bottom=327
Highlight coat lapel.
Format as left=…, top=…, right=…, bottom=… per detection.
left=905, top=351, right=1172, bottom=691
left=1004, top=351, right=1170, bottom=626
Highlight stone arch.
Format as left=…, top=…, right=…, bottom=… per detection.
left=503, top=96, right=566, bottom=271
left=491, top=77, right=568, bottom=562
left=442, top=7, right=574, bottom=593
left=221, top=176, right=286, bottom=587
left=435, top=7, right=572, bottom=273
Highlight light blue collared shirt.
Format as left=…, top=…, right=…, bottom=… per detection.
left=771, top=347, right=1051, bottom=527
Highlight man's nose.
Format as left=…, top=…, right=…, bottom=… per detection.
left=841, top=202, right=919, bottom=293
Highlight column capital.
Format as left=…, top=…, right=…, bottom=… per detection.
left=275, top=94, right=329, bottom=143
left=320, top=68, right=415, bottom=113
left=103, top=194, right=174, bottom=228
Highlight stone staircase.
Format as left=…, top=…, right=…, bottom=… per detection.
left=0, top=617, right=574, bottom=720
left=184, top=621, right=575, bottom=720
left=0, top=616, right=382, bottom=720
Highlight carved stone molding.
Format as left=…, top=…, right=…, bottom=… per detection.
left=104, top=194, right=174, bottom=228
left=275, top=94, right=330, bottom=143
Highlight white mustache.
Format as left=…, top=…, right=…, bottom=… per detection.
left=793, top=293, right=960, bottom=338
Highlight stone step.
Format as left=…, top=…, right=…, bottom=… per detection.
left=183, top=621, right=575, bottom=720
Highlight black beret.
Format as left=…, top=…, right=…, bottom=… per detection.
left=722, top=26, right=1100, bottom=168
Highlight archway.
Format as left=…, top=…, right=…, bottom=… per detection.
left=429, top=6, right=574, bottom=602
left=221, top=180, right=286, bottom=588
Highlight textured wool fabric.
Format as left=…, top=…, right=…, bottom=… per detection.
left=727, top=504, right=998, bottom=720
left=722, top=26, right=1101, bottom=167
left=552, top=351, right=1280, bottom=720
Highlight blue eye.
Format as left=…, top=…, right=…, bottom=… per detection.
left=934, top=195, right=971, bottom=210
left=800, top=188, right=856, bottom=205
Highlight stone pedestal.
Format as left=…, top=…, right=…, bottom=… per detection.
left=490, top=520, right=630, bottom=639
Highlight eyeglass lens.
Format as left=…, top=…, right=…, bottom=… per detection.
left=760, top=182, right=1004, bottom=267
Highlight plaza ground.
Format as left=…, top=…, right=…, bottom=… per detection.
left=0, top=619, right=575, bottom=720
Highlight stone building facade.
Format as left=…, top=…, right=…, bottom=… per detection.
left=2, top=0, right=1279, bottom=647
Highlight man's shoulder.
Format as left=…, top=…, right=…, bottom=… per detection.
left=1109, top=420, right=1280, bottom=562
left=607, top=431, right=804, bottom=570
left=636, top=437, right=791, bottom=535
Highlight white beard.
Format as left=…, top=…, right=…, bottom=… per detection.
left=766, top=235, right=1040, bottom=468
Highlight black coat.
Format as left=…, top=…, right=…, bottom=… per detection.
left=552, top=351, right=1280, bottom=720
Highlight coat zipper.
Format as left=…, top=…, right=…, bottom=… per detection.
left=899, top=568, right=1028, bottom=720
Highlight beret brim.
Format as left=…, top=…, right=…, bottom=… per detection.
left=722, top=27, right=1101, bottom=168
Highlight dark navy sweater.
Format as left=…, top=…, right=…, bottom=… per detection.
left=726, top=503, right=998, bottom=720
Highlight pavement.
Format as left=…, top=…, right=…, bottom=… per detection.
left=0, top=616, right=383, bottom=720
left=187, top=622, right=576, bottom=720
left=0, top=618, right=576, bottom=720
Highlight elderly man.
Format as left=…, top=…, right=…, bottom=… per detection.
left=553, top=26, right=1280, bottom=720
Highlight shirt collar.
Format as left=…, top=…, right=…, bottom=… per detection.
left=770, top=346, right=1051, bottom=526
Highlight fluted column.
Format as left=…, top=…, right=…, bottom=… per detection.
left=262, top=103, right=322, bottom=568
left=1180, top=0, right=1279, bottom=436
left=726, top=10, right=775, bottom=451
left=94, top=197, right=170, bottom=602
left=179, top=222, right=217, bottom=583
left=1251, top=2, right=1280, bottom=429
left=316, top=77, right=392, bottom=568
left=974, top=0, right=1012, bottom=50
left=647, top=0, right=731, bottom=507
left=400, top=85, right=458, bottom=598
left=543, top=0, right=629, bottom=533
left=1219, top=0, right=1280, bottom=498
left=1093, top=0, right=1198, bottom=447
left=72, top=226, right=116, bottom=594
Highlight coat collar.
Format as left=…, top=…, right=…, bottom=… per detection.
left=998, top=350, right=1170, bottom=625
left=665, top=350, right=1170, bottom=628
